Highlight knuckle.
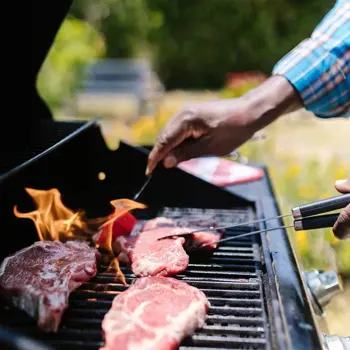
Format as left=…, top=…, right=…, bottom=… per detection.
left=339, top=205, right=350, bottom=224
left=156, top=134, right=168, bottom=148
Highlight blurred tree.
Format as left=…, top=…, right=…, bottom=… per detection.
left=145, top=0, right=332, bottom=88
left=37, top=17, right=105, bottom=113
left=43, top=0, right=333, bottom=95
left=70, top=0, right=160, bottom=58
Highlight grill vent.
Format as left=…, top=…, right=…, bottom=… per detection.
left=1, top=207, right=270, bottom=349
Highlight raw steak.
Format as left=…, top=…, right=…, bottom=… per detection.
left=113, top=217, right=223, bottom=277
left=114, top=227, right=189, bottom=277
left=100, top=276, right=210, bottom=350
left=0, top=240, right=100, bottom=332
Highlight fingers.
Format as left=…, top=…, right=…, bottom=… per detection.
left=335, top=179, right=350, bottom=194
left=333, top=203, right=350, bottom=240
left=165, top=137, right=212, bottom=167
left=146, top=115, right=193, bottom=176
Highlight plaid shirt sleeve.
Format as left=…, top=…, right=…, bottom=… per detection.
left=272, top=0, right=350, bottom=118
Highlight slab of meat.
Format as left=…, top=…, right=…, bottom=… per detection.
left=113, top=217, right=223, bottom=277
left=100, top=276, right=210, bottom=350
left=0, top=240, right=100, bottom=332
left=115, top=227, right=189, bottom=277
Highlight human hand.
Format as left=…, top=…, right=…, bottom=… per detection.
left=333, top=179, right=350, bottom=240
left=146, top=76, right=302, bottom=175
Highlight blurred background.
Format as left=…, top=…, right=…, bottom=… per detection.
left=37, top=0, right=349, bottom=335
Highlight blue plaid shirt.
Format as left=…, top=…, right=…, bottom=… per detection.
left=273, top=0, right=350, bottom=118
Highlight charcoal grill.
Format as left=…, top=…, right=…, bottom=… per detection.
left=0, top=0, right=333, bottom=349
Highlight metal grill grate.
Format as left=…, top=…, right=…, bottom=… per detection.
left=1, top=207, right=270, bottom=350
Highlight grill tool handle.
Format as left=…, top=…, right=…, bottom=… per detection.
left=292, top=194, right=350, bottom=218
left=294, top=213, right=339, bottom=231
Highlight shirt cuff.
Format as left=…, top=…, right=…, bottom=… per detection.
left=272, top=39, right=350, bottom=118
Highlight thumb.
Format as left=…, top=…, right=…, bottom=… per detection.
left=335, top=179, right=350, bottom=194
left=333, top=203, right=350, bottom=240
left=163, top=138, right=211, bottom=168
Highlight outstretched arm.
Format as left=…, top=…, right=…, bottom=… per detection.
left=146, top=0, right=350, bottom=176
left=273, top=0, right=350, bottom=118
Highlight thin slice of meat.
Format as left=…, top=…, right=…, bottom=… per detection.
left=0, top=240, right=100, bottom=332
left=187, top=230, right=223, bottom=250
left=100, top=276, right=210, bottom=350
left=114, top=227, right=189, bottom=277
left=141, top=217, right=224, bottom=250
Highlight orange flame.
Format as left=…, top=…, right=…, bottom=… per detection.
left=14, top=188, right=146, bottom=285
left=14, top=188, right=87, bottom=241
left=96, top=199, right=146, bottom=286
left=98, top=199, right=146, bottom=252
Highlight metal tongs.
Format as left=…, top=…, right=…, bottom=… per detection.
left=157, top=194, right=350, bottom=246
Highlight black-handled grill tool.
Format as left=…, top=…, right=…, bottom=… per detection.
left=157, top=194, right=350, bottom=244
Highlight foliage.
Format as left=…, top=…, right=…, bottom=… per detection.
left=239, top=140, right=350, bottom=276
left=36, top=17, right=105, bottom=113
left=67, top=0, right=333, bottom=89
left=220, top=72, right=268, bottom=98
left=145, top=0, right=332, bottom=88
left=70, top=0, right=161, bottom=58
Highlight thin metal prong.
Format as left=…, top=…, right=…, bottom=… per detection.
left=157, top=213, right=292, bottom=240
left=133, top=175, right=152, bottom=201
left=200, top=224, right=295, bottom=248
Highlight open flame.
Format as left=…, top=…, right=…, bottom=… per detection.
left=14, top=188, right=87, bottom=241
left=14, top=188, right=146, bottom=285
left=95, top=199, right=146, bottom=285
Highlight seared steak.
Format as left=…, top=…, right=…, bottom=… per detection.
left=100, top=276, right=210, bottom=350
left=0, top=240, right=100, bottom=332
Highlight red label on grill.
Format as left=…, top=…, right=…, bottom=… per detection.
left=177, top=157, right=264, bottom=186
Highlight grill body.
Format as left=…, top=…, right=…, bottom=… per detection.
left=0, top=120, right=323, bottom=350
left=2, top=0, right=325, bottom=346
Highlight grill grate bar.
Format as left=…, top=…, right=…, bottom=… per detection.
left=176, top=270, right=257, bottom=278
left=200, top=325, right=265, bottom=336
left=67, top=297, right=262, bottom=308
left=103, top=264, right=258, bottom=273
left=209, top=306, right=263, bottom=316
left=206, top=315, right=265, bottom=325
left=204, top=257, right=257, bottom=264
left=185, top=334, right=267, bottom=348
left=60, top=305, right=264, bottom=319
